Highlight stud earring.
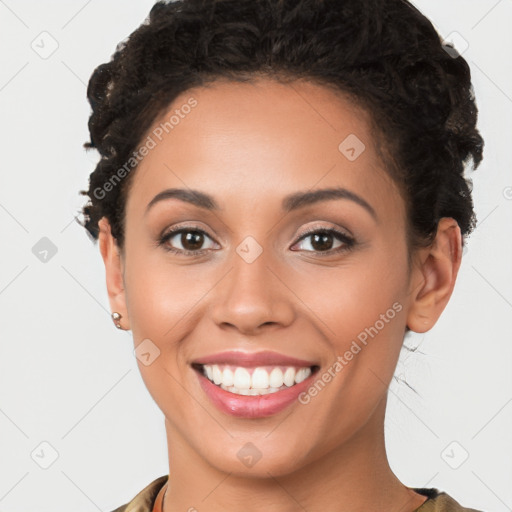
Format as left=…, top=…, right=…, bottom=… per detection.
left=111, top=312, right=123, bottom=329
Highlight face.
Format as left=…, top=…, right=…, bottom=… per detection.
left=114, top=79, right=420, bottom=476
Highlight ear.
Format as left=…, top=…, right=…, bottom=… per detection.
left=98, top=217, right=130, bottom=331
left=406, top=218, right=462, bottom=333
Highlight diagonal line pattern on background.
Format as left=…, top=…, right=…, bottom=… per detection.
left=61, top=265, right=110, bottom=315
left=471, top=266, right=512, bottom=309
left=0, top=62, right=29, bottom=92
left=0, top=203, right=29, bottom=233
left=0, top=472, right=29, bottom=502
left=471, top=0, right=503, bottom=30
left=475, top=205, right=499, bottom=231
left=61, top=369, right=132, bottom=439
left=471, top=471, right=510, bottom=509
left=60, top=215, right=79, bottom=234
left=61, top=471, right=102, bottom=511
left=0, top=265, right=28, bottom=296
left=0, top=0, right=29, bottom=28
left=472, top=61, right=512, bottom=105
left=61, top=60, right=87, bottom=87
left=0, top=408, right=29, bottom=438
left=61, top=0, right=93, bottom=29
left=471, top=397, right=512, bottom=439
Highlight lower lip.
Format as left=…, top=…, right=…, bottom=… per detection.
left=196, top=369, right=316, bottom=418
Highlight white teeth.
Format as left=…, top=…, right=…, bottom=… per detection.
left=251, top=367, right=269, bottom=389
left=202, top=364, right=313, bottom=395
left=283, top=367, right=296, bottom=387
left=295, top=367, right=310, bottom=383
left=269, top=368, right=284, bottom=388
left=222, top=367, right=234, bottom=387
left=212, top=365, right=223, bottom=385
left=233, top=367, right=251, bottom=389
left=219, top=384, right=288, bottom=396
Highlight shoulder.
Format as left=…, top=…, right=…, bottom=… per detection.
left=109, top=480, right=484, bottom=512
left=413, top=487, right=484, bottom=512
left=109, top=475, right=169, bottom=512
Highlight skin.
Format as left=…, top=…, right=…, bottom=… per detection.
left=98, top=79, right=462, bottom=512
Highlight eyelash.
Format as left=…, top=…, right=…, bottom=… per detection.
left=157, top=224, right=356, bottom=257
left=293, top=226, right=355, bottom=256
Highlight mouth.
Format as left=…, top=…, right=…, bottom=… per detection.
left=191, top=351, right=320, bottom=418
left=192, top=363, right=318, bottom=396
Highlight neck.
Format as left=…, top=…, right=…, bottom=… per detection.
left=162, top=397, right=426, bottom=512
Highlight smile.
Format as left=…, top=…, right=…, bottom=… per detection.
left=200, top=364, right=314, bottom=396
left=191, top=351, right=320, bottom=418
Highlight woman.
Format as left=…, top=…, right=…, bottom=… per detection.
left=79, top=0, right=485, bottom=510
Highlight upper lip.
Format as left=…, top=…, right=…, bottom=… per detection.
left=191, top=350, right=317, bottom=368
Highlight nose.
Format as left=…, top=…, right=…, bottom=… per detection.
left=210, top=249, right=295, bottom=335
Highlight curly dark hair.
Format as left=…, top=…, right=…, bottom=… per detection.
left=79, top=0, right=484, bottom=251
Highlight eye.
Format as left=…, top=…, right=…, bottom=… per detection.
left=291, top=227, right=355, bottom=255
left=158, top=226, right=219, bottom=255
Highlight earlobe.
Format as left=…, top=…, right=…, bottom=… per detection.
left=98, top=217, right=130, bottom=331
left=406, top=218, right=462, bottom=333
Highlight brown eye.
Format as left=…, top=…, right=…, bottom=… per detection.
left=309, top=232, right=334, bottom=251
left=180, top=231, right=204, bottom=251
left=159, top=227, right=218, bottom=254
left=291, top=228, right=355, bottom=254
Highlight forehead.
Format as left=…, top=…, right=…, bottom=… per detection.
left=126, top=79, right=402, bottom=219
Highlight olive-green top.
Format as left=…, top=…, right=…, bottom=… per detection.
left=110, top=475, right=483, bottom=512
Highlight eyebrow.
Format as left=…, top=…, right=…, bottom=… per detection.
left=146, top=188, right=218, bottom=214
left=145, top=186, right=377, bottom=220
left=282, top=187, right=377, bottom=220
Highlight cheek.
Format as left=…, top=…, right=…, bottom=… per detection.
left=293, top=251, right=409, bottom=447
left=123, top=263, right=178, bottom=340
left=291, top=248, right=409, bottom=351
left=122, top=246, right=224, bottom=353
left=121, top=253, right=203, bottom=412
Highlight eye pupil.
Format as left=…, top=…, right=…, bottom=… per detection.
left=182, top=231, right=204, bottom=251
left=311, top=232, right=333, bottom=251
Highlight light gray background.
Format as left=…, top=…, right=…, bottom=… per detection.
left=0, top=1, right=511, bottom=511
